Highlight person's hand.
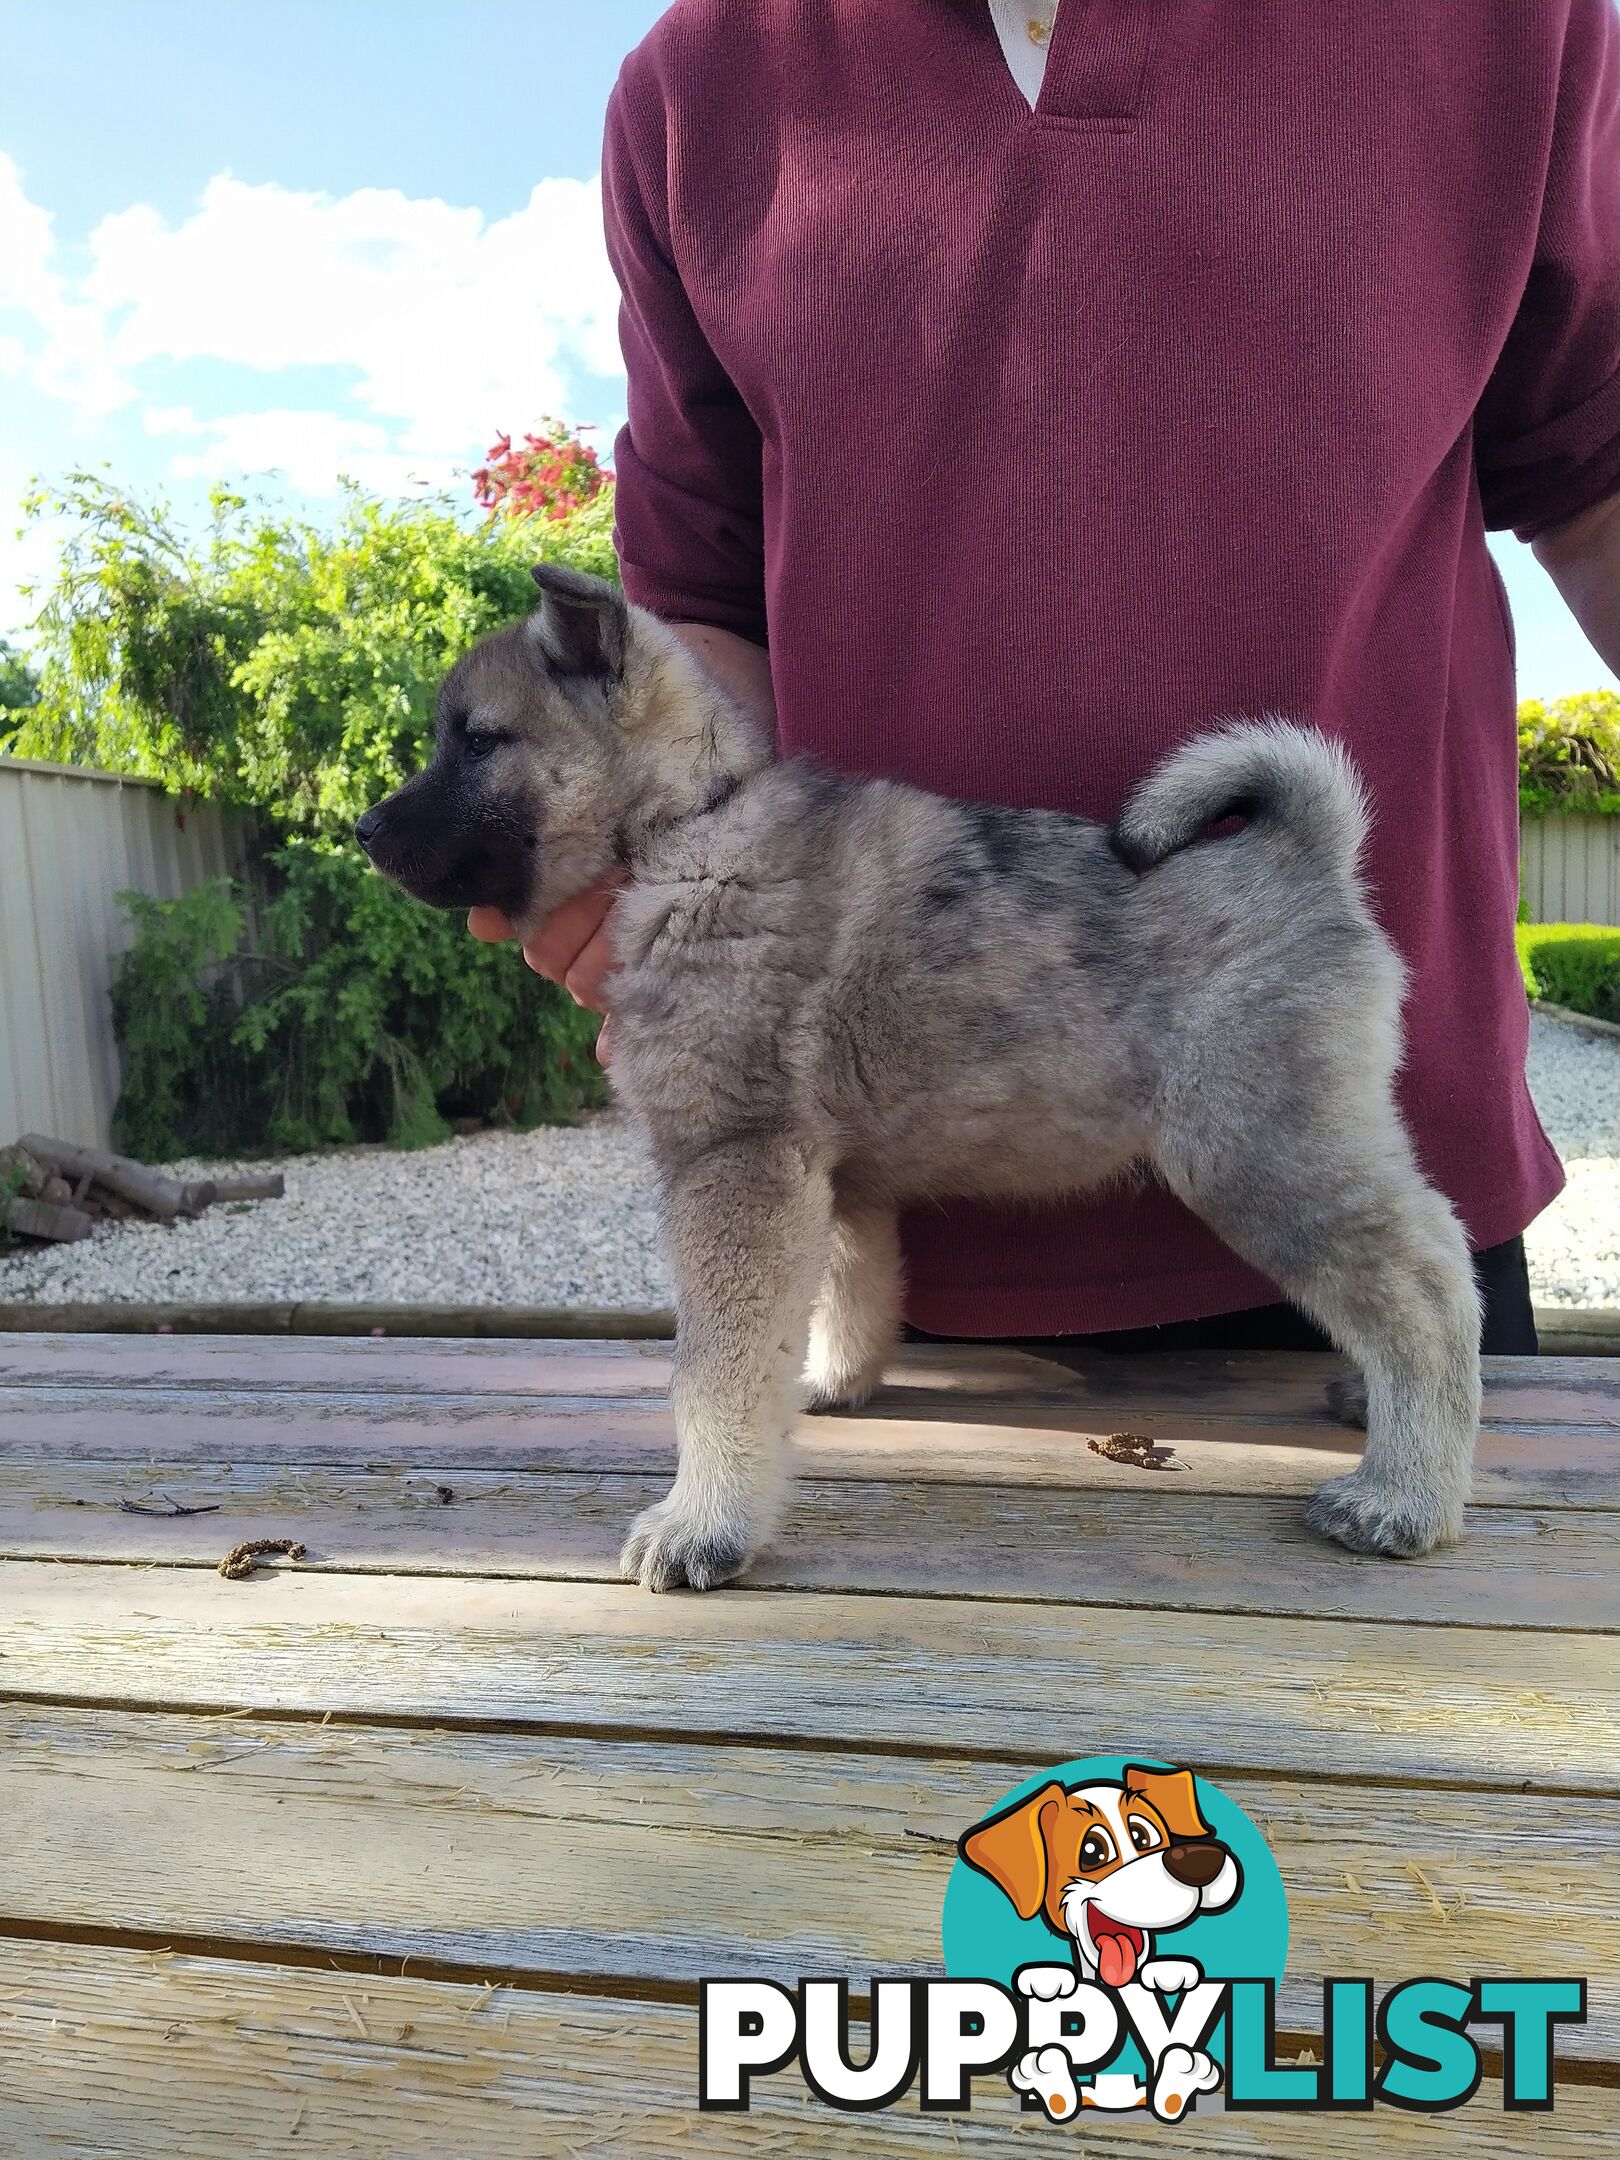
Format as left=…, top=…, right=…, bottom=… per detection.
left=468, top=875, right=624, bottom=1064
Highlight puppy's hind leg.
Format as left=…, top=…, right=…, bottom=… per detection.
left=622, top=1136, right=829, bottom=1593
left=1160, top=1107, right=1480, bottom=1558
left=804, top=1197, right=902, bottom=1412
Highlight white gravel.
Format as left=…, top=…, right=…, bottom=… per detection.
left=0, top=1116, right=670, bottom=1312
left=2, top=1012, right=1616, bottom=1312
left=1522, top=1009, right=1620, bottom=1310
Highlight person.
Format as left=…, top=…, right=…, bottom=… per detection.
left=472, top=0, right=1620, bottom=1360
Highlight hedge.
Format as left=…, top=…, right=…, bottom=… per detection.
left=1516, top=921, right=1620, bottom=1024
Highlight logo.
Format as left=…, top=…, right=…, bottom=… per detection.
left=699, top=1755, right=1586, bottom=2120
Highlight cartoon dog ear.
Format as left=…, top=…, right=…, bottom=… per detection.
left=959, top=1782, right=1066, bottom=1920
left=1123, top=1766, right=1212, bottom=1844
left=528, top=562, right=628, bottom=679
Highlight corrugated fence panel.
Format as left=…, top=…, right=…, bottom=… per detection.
left=0, top=759, right=247, bottom=1150
left=1520, top=813, right=1620, bottom=927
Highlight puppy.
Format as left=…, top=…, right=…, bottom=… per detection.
left=359, top=563, right=1481, bottom=1591
left=961, top=1766, right=1240, bottom=1993
left=964, top=1766, right=1236, bottom=2121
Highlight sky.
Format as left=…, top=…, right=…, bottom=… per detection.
left=0, top=0, right=1611, bottom=700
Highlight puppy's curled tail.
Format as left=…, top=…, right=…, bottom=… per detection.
left=1110, top=720, right=1370, bottom=879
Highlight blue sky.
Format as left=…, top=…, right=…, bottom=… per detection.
left=0, top=0, right=1611, bottom=700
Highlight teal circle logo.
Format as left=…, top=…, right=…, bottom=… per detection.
left=941, top=1757, right=1288, bottom=2121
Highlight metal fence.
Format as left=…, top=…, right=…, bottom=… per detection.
left=1519, top=813, right=1620, bottom=928
left=0, top=757, right=247, bottom=1150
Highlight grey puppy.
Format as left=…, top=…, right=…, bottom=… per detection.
left=358, top=564, right=1481, bottom=1592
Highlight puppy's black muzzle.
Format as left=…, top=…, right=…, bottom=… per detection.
left=356, top=780, right=533, bottom=920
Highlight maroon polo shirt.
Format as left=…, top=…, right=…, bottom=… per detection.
left=603, top=0, right=1620, bottom=1336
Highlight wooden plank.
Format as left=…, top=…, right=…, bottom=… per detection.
left=2, top=1944, right=1609, bottom=2157
left=3, top=1334, right=1614, bottom=1432
left=2, top=1562, right=1613, bottom=1791
left=0, top=1457, right=1611, bottom=1627
left=0, top=1331, right=676, bottom=1396
left=1, top=1703, right=1615, bottom=2059
left=2, top=1381, right=1614, bottom=1510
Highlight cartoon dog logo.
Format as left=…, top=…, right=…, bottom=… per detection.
left=959, top=1764, right=1242, bottom=2122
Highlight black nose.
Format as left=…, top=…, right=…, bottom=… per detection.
left=1163, top=1841, right=1228, bottom=1889
left=354, top=807, right=383, bottom=851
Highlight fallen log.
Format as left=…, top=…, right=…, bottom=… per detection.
left=207, top=1172, right=285, bottom=1202
left=18, top=1135, right=188, bottom=1222
left=4, top=1197, right=94, bottom=1242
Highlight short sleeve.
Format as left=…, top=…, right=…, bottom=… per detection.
left=601, top=70, right=769, bottom=643
left=1476, top=0, right=1620, bottom=540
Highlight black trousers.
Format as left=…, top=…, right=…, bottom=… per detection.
left=906, top=1235, right=1537, bottom=1359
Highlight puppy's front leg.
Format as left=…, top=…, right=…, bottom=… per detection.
left=622, top=1137, right=829, bottom=1592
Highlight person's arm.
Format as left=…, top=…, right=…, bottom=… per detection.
left=1475, top=0, right=1619, bottom=596
left=1532, top=486, right=1620, bottom=677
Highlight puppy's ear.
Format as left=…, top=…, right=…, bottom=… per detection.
left=1123, top=1765, right=1211, bottom=1844
left=959, top=1781, right=1066, bottom=1921
left=528, top=562, right=628, bottom=680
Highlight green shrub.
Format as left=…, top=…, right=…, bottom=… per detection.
left=16, top=462, right=619, bottom=1161
left=1518, top=691, right=1620, bottom=817
left=1516, top=921, right=1620, bottom=1023
left=111, top=854, right=606, bottom=1161
left=12, top=472, right=615, bottom=834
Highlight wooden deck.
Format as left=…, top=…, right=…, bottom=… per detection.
left=0, top=1330, right=1615, bottom=2153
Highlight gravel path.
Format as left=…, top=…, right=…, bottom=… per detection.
left=2, top=1012, right=1615, bottom=1312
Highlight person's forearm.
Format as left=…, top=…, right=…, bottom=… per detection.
left=1531, top=486, right=1620, bottom=676
left=671, top=621, right=778, bottom=746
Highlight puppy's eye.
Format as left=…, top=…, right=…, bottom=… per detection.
left=464, top=730, right=509, bottom=761
left=1079, top=1829, right=1116, bottom=1871
left=1127, top=1815, right=1162, bottom=1854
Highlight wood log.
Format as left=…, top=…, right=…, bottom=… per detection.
left=206, top=1173, right=285, bottom=1202
left=39, top=1176, right=73, bottom=1208
left=3, top=1198, right=94, bottom=1243
left=178, top=1181, right=217, bottom=1217
left=17, top=1137, right=188, bottom=1222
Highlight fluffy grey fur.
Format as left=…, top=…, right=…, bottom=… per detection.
left=359, top=564, right=1481, bottom=1592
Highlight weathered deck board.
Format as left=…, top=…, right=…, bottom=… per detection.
left=1, top=1330, right=1612, bottom=2145
left=3, top=1561, right=1613, bottom=1791
left=2, top=1381, right=1616, bottom=1509
left=2, top=1703, right=1613, bottom=2054
left=3, top=1943, right=1610, bottom=2158
left=1, top=1457, right=1614, bottom=1627
left=5, top=1332, right=1614, bottom=1430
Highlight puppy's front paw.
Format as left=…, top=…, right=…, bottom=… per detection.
left=1304, top=1469, right=1464, bottom=1559
left=619, top=1489, right=756, bottom=1593
left=1010, top=2044, right=1079, bottom=2122
left=1015, top=1963, right=1079, bottom=2002
left=1149, top=2044, right=1221, bottom=2123
left=1137, top=1956, right=1202, bottom=1994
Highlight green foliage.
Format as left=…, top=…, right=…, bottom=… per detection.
left=110, top=852, right=606, bottom=1161
left=0, top=1152, right=29, bottom=1250
left=0, top=636, right=40, bottom=725
left=1516, top=921, right=1620, bottom=1024
left=11, top=466, right=621, bottom=1160
left=12, top=470, right=616, bottom=836
left=1518, top=691, right=1620, bottom=817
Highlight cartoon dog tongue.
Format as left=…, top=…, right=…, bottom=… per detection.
left=1088, top=1912, right=1144, bottom=1988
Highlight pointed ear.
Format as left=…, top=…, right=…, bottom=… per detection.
left=527, top=562, right=628, bottom=679
left=959, top=1782, right=1066, bottom=1921
left=1123, top=1765, right=1211, bottom=1843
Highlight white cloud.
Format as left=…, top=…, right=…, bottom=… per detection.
left=0, top=152, right=624, bottom=486
left=0, top=153, right=127, bottom=413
